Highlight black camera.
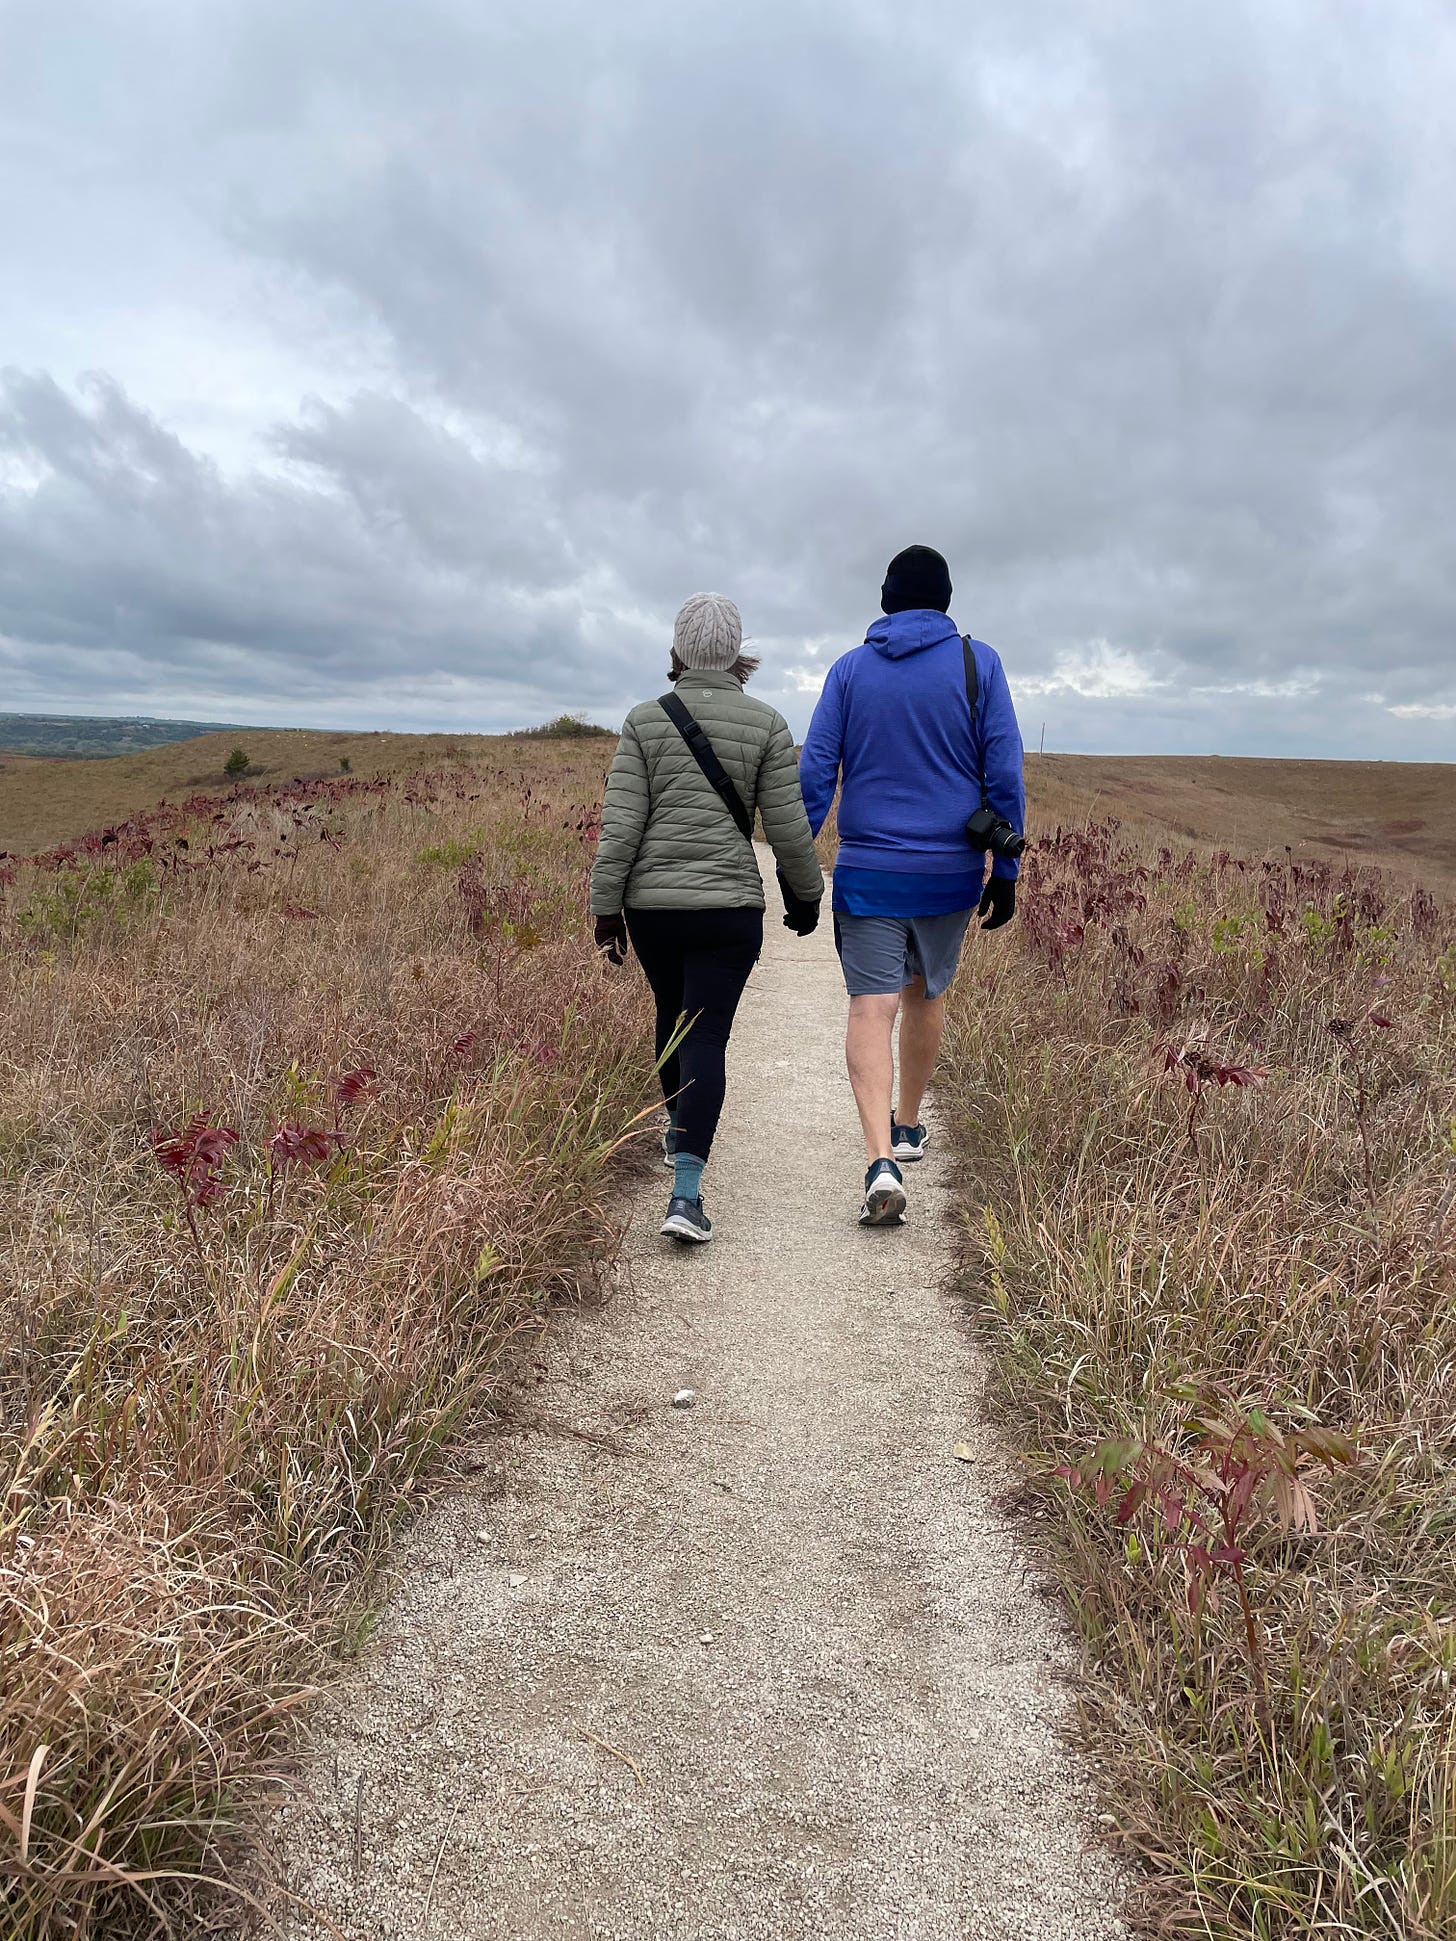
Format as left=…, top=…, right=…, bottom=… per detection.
left=965, top=805, right=1027, bottom=860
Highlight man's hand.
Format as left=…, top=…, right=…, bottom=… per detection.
left=977, top=877, right=1016, bottom=931
left=594, top=913, right=628, bottom=965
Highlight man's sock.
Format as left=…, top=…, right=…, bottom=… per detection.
left=673, top=1152, right=706, bottom=1203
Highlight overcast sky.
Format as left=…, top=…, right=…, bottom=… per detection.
left=1, top=0, right=1453, bottom=756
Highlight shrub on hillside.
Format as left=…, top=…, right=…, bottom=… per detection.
left=511, top=712, right=615, bottom=740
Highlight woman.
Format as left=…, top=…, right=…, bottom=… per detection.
left=591, top=592, right=824, bottom=1244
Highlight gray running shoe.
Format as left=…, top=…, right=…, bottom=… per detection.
left=661, top=1195, right=712, bottom=1244
left=859, top=1158, right=907, bottom=1226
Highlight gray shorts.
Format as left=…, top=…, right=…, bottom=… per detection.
left=832, top=908, right=975, bottom=999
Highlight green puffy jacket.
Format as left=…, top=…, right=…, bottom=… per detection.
left=590, top=669, right=824, bottom=914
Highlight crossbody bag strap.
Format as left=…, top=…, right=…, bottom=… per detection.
left=962, top=635, right=989, bottom=812
left=657, top=692, right=755, bottom=843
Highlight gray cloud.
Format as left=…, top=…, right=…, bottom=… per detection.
left=0, top=0, right=1453, bottom=753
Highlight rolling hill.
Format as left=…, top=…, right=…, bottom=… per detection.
left=0, top=730, right=1450, bottom=888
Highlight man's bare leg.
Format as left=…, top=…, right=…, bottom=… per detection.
left=846, top=991, right=900, bottom=1165
left=895, top=975, right=947, bottom=1127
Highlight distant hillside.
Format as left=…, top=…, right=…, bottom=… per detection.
left=0, top=712, right=249, bottom=759
left=0, top=726, right=614, bottom=857
left=1026, top=753, right=1456, bottom=888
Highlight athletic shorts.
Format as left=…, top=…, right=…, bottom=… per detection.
left=832, top=908, right=975, bottom=999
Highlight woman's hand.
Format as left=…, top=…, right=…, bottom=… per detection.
left=776, top=868, right=821, bottom=936
left=594, top=914, right=629, bottom=965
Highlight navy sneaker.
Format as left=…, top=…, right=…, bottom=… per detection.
left=661, top=1195, right=712, bottom=1244
left=661, top=1124, right=678, bottom=1169
left=891, top=1118, right=929, bottom=1162
left=858, top=1158, right=907, bottom=1227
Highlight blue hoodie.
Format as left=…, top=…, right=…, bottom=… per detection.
left=799, top=609, right=1025, bottom=916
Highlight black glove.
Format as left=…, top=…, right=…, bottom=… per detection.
left=777, top=868, right=821, bottom=937
left=977, top=876, right=1017, bottom=931
left=594, top=913, right=628, bottom=965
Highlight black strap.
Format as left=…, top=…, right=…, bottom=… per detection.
left=657, top=692, right=754, bottom=842
left=962, top=635, right=989, bottom=812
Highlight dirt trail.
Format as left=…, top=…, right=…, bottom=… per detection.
left=266, top=849, right=1125, bottom=1941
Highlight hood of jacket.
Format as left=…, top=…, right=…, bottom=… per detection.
left=864, top=608, right=962, bottom=660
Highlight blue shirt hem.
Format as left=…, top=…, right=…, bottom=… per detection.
left=832, top=864, right=983, bottom=918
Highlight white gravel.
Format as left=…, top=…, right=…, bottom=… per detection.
left=255, top=851, right=1126, bottom=1940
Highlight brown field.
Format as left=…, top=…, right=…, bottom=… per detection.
left=1028, top=754, right=1456, bottom=886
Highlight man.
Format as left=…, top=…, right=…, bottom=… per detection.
left=799, top=545, right=1025, bottom=1226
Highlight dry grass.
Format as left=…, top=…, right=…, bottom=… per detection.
left=0, top=746, right=652, bottom=1936
left=944, top=814, right=1456, bottom=1936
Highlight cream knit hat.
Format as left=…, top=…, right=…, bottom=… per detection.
left=672, top=592, right=742, bottom=671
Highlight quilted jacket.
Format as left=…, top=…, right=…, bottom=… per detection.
left=590, top=670, right=824, bottom=914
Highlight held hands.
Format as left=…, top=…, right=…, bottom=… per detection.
left=594, top=913, right=628, bottom=965
left=776, top=868, right=822, bottom=937
left=977, top=876, right=1016, bottom=931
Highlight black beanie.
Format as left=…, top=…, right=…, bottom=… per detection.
left=880, top=544, right=952, bottom=615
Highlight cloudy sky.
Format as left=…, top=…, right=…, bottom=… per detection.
left=1, top=0, right=1453, bottom=755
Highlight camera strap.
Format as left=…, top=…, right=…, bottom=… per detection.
left=962, top=636, right=989, bottom=812
left=657, top=692, right=755, bottom=843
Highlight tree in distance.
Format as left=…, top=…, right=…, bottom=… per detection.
left=512, top=713, right=614, bottom=740
left=224, top=748, right=250, bottom=777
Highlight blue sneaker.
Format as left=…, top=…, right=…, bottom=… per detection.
left=891, top=1119, right=929, bottom=1162
left=858, top=1158, right=907, bottom=1227
left=661, top=1195, right=712, bottom=1244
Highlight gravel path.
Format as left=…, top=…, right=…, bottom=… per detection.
left=262, top=851, right=1125, bottom=1941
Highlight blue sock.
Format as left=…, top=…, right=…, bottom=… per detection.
left=673, top=1152, right=706, bottom=1203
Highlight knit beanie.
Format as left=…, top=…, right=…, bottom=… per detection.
left=880, top=545, right=952, bottom=615
left=672, top=592, right=743, bottom=671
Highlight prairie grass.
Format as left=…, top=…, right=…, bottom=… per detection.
left=944, top=820, right=1456, bottom=1936
left=0, top=750, right=651, bottom=1936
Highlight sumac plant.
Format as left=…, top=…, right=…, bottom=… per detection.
left=332, top=1064, right=377, bottom=1134
left=150, top=1112, right=240, bottom=1253
left=1056, top=1401, right=1356, bottom=1734
left=268, top=1121, right=342, bottom=1170
left=1327, top=994, right=1395, bottom=1219
left=1155, top=1024, right=1268, bottom=1144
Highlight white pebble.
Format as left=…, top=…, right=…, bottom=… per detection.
left=672, top=1388, right=696, bottom=1409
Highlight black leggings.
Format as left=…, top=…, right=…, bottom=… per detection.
left=624, top=906, right=764, bottom=1162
